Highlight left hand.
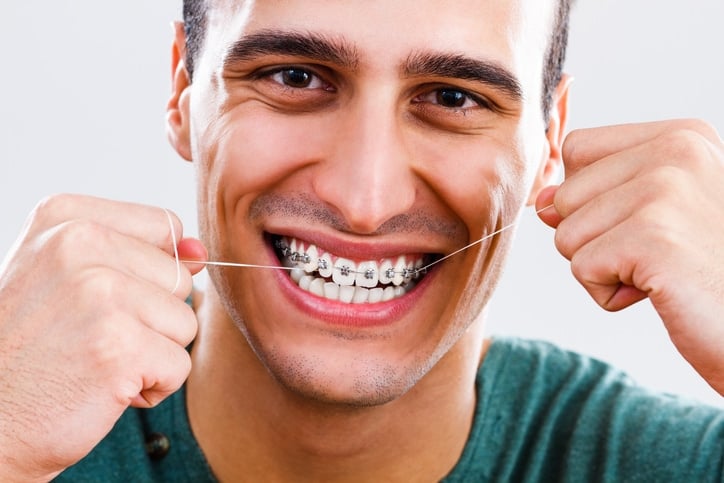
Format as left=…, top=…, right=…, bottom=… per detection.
left=537, top=119, right=724, bottom=395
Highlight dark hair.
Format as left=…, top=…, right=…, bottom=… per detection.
left=182, top=0, right=572, bottom=121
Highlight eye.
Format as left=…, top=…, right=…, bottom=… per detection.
left=268, top=67, right=330, bottom=90
left=414, top=87, right=488, bottom=110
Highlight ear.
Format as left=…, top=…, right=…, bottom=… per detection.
left=166, top=21, right=193, bottom=162
left=526, top=74, right=573, bottom=205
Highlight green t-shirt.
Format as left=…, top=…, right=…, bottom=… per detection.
left=56, top=338, right=724, bottom=482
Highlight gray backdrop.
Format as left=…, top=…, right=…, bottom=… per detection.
left=1, top=2, right=722, bottom=405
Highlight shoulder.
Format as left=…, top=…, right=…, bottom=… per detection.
left=446, top=337, right=724, bottom=482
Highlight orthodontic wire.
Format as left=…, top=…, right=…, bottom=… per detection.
left=172, top=204, right=555, bottom=285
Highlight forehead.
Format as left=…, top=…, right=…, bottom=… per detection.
left=202, top=0, right=556, bottom=94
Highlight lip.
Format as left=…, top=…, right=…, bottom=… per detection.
left=264, top=225, right=439, bottom=261
left=262, top=231, right=440, bottom=328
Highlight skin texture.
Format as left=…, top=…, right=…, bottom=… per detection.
left=168, top=0, right=564, bottom=480
left=0, top=1, right=723, bottom=482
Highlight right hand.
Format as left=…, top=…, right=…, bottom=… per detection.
left=0, top=194, right=207, bottom=481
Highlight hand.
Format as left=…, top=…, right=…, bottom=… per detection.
left=537, top=119, right=724, bottom=395
left=0, top=194, right=207, bottom=481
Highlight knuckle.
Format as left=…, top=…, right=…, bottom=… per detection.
left=72, top=267, right=127, bottom=308
left=84, top=315, right=139, bottom=375
left=561, top=128, right=584, bottom=165
left=48, top=219, right=110, bottom=266
left=30, top=193, right=79, bottom=228
left=640, top=166, right=684, bottom=199
left=177, top=303, right=199, bottom=346
left=655, top=127, right=714, bottom=171
left=675, top=118, right=720, bottom=142
left=553, top=221, right=575, bottom=260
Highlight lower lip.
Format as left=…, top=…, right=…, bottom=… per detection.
left=268, top=250, right=436, bottom=328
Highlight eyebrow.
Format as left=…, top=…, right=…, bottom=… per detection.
left=222, top=30, right=523, bottom=102
left=404, top=52, right=524, bottom=102
left=223, top=29, right=359, bottom=70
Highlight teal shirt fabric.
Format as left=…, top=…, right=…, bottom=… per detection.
left=56, top=338, right=724, bottom=482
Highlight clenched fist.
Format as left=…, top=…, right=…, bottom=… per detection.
left=0, top=194, right=207, bottom=481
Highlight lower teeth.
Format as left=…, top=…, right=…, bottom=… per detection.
left=291, top=268, right=413, bottom=304
left=274, top=238, right=423, bottom=303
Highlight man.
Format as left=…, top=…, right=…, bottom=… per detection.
left=1, top=0, right=723, bottom=481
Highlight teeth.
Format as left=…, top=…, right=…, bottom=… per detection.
left=332, top=258, right=356, bottom=286
left=378, top=260, right=394, bottom=284
left=353, top=287, right=369, bottom=304
left=339, top=285, right=355, bottom=303
left=414, top=259, right=423, bottom=279
left=290, top=268, right=305, bottom=283
left=323, top=282, right=339, bottom=300
left=392, top=256, right=406, bottom=286
left=303, top=245, right=318, bottom=273
left=278, top=237, right=430, bottom=304
left=309, top=278, right=325, bottom=297
left=299, top=275, right=314, bottom=291
left=368, top=288, right=384, bottom=303
left=318, top=253, right=333, bottom=278
left=355, top=261, right=379, bottom=288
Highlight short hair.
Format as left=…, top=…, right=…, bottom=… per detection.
left=182, top=0, right=572, bottom=121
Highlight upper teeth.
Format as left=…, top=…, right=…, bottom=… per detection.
left=276, top=238, right=425, bottom=289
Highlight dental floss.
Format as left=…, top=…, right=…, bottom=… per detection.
left=173, top=204, right=555, bottom=277
left=164, top=208, right=182, bottom=295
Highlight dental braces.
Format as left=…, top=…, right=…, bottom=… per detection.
left=275, top=239, right=424, bottom=281
left=181, top=205, right=555, bottom=275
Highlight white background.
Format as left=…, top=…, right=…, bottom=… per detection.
left=1, top=2, right=723, bottom=406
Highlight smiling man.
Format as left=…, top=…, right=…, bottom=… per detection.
left=2, top=0, right=724, bottom=482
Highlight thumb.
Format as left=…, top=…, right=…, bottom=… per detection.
left=177, top=238, right=208, bottom=275
left=536, top=185, right=563, bottom=228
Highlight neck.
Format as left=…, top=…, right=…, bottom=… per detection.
left=187, top=286, right=488, bottom=482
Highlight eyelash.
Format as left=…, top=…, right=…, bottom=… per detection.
left=259, top=66, right=335, bottom=92
left=257, top=66, right=493, bottom=112
left=413, top=87, right=492, bottom=111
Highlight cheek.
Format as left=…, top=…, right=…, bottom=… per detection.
left=413, top=131, right=530, bottom=234
left=203, top=108, right=338, bottom=198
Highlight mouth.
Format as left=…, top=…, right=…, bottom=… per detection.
left=270, top=234, right=441, bottom=304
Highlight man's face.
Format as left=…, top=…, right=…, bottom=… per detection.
left=176, top=0, right=561, bottom=405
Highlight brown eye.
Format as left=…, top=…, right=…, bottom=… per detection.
left=414, top=87, right=488, bottom=111
left=267, top=67, right=331, bottom=91
left=281, top=68, right=312, bottom=88
left=437, top=89, right=467, bottom=108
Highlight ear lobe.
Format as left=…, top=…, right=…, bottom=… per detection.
left=166, top=21, right=193, bottom=162
left=526, top=74, right=573, bottom=205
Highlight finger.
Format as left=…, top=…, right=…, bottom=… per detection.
left=73, top=267, right=198, bottom=347
left=556, top=127, right=715, bottom=218
left=177, top=238, right=208, bottom=275
left=134, top=279, right=199, bottom=347
left=568, top=220, right=652, bottom=312
left=27, top=194, right=184, bottom=253
left=535, top=185, right=563, bottom=228
left=552, top=171, right=668, bottom=260
left=562, top=119, right=721, bottom=178
left=124, top=330, right=192, bottom=408
left=570, top=251, right=648, bottom=313
left=47, top=219, right=193, bottom=297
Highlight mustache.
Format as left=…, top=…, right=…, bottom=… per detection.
left=249, top=193, right=466, bottom=241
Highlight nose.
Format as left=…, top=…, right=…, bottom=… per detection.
left=312, top=97, right=417, bottom=234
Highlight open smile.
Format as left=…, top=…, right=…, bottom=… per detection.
left=270, top=234, right=441, bottom=304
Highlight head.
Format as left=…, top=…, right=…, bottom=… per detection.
left=181, top=0, right=572, bottom=122
left=167, top=0, right=572, bottom=406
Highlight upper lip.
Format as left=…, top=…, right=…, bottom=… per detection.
left=264, top=227, right=445, bottom=262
